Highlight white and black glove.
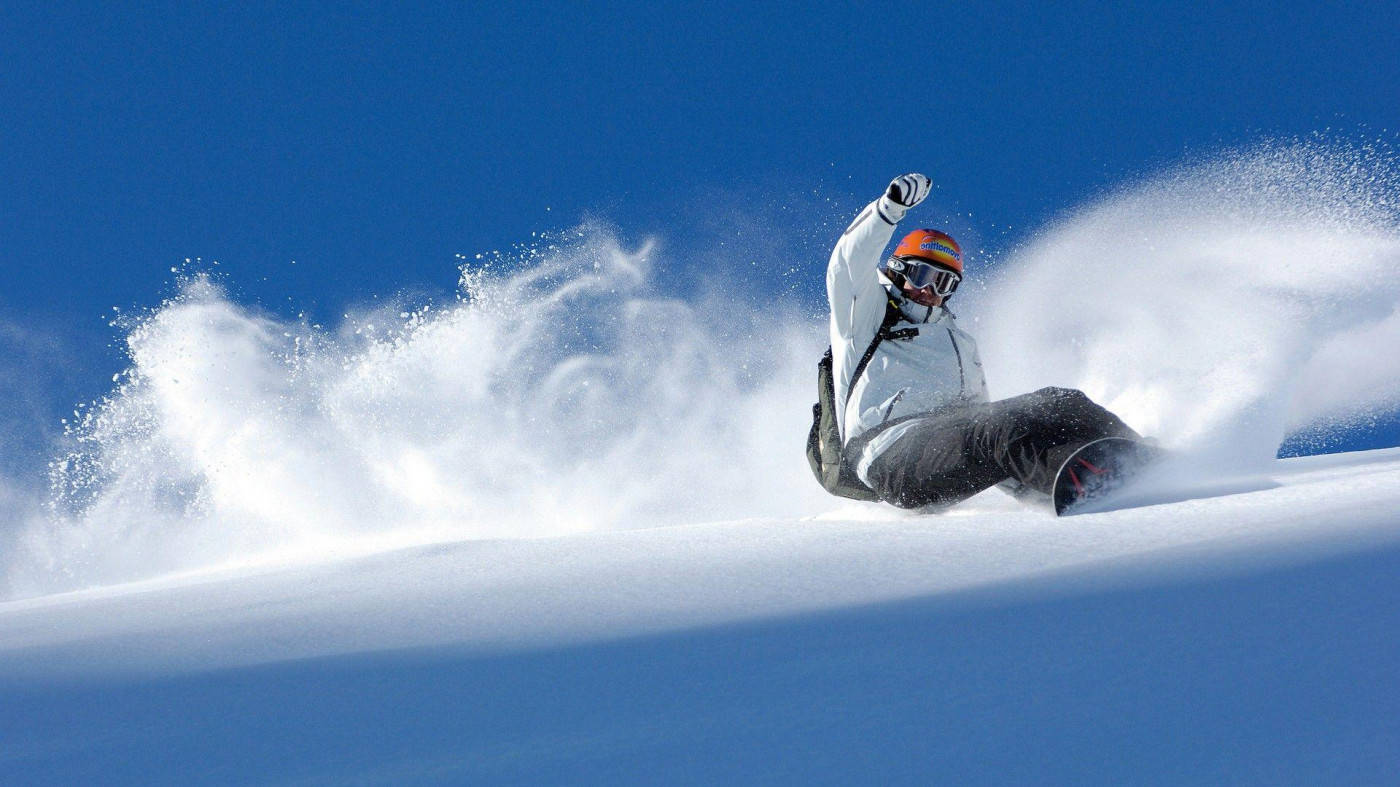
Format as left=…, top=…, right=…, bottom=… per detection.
left=878, top=172, right=931, bottom=223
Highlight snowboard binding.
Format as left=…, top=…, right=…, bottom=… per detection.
left=1053, top=437, right=1165, bottom=516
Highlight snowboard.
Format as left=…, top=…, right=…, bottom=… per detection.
left=1053, top=437, right=1166, bottom=516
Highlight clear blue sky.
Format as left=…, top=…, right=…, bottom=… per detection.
left=3, top=0, right=1398, bottom=465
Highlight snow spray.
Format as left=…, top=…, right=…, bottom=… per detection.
left=7, top=137, right=1400, bottom=596
left=8, top=230, right=830, bottom=596
left=974, top=139, right=1400, bottom=470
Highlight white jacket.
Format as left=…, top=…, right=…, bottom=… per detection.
left=826, top=197, right=989, bottom=479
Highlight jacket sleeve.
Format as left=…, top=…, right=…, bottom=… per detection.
left=827, top=198, right=902, bottom=439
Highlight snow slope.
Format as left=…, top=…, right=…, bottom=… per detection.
left=3, top=140, right=1399, bottom=783
left=3, top=448, right=1399, bottom=783
left=9, top=139, right=1400, bottom=600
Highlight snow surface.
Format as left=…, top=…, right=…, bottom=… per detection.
left=3, top=141, right=1400, bottom=783
left=3, top=449, right=1399, bottom=783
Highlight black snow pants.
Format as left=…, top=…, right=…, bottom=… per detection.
left=862, top=387, right=1139, bottom=509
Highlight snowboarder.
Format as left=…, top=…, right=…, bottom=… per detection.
left=823, top=173, right=1143, bottom=509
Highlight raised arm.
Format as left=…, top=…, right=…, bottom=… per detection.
left=826, top=174, right=931, bottom=338
left=826, top=174, right=931, bottom=431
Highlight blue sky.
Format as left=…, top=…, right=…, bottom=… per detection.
left=3, top=0, right=1399, bottom=468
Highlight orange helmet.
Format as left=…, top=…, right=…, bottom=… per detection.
left=892, top=229, right=963, bottom=275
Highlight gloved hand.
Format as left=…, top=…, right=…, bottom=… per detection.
left=879, top=173, right=931, bottom=222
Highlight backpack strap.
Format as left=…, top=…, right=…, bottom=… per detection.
left=842, top=297, right=907, bottom=441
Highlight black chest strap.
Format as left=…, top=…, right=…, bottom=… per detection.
left=848, top=297, right=907, bottom=393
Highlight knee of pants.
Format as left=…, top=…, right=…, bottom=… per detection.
left=1033, top=386, right=1089, bottom=403
left=1018, top=387, right=1106, bottom=437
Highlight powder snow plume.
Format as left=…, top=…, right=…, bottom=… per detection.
left=7, top=138, right=1400, bottom=598
left=7, top=230, right=828, bottom=597
left=973, top=138, right=1400, bottom=469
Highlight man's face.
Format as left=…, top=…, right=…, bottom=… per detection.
left=889, top=256, right=959, bottom=309
left=902, top=279, right=944, bottom=308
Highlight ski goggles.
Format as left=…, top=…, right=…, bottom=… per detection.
left=887, top=256, right=961, bottom=296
